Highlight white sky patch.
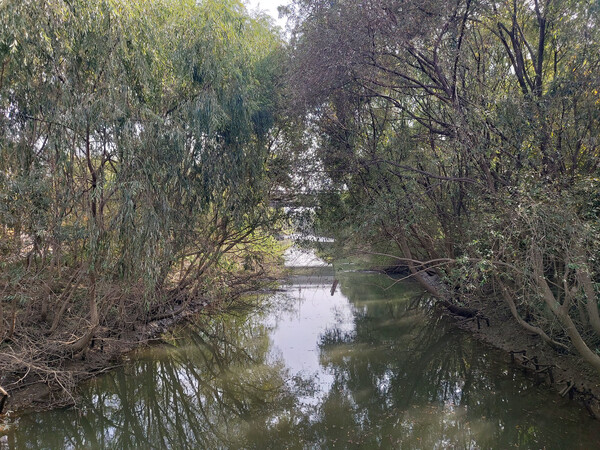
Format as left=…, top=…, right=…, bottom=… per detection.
left=245, top=0, right=290, bottom=30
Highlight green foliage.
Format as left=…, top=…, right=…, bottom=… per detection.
left=0, top=0, right=284, bottom=321
left=287, top=0, right=600, bottom=369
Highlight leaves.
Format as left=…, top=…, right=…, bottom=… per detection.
left=0, top=0, right=283, bottom=306
left=286, top=0, right=600, bottom=369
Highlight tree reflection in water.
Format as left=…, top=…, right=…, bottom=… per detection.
left=314, top=273, right=600, bottom=449
left=6, top=272, right=600, bottom=449
left=10, top=311, right=315, bottom=449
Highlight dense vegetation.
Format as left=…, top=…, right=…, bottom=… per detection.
left=286, top=0, right=600, bottom=373
left=1, top=0, right=600, bottom=410
left=0, top=0, right=284, bottom=391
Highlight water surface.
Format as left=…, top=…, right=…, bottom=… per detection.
left=2, top=255, right=600, bottom=449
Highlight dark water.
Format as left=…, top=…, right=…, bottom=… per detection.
left=2, top=252, right=600, bottom=449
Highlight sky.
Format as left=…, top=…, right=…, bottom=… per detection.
left=246, top=0, right=290, bottom=30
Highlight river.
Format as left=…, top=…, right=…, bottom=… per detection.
left=2, top=248, right=600, bottom=448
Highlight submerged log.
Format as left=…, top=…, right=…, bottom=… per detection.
left=440, top=299, right=490, bottom=329
left=441, top=300, right=479, bottom=318
left=330, top=279, right=339, bottom=296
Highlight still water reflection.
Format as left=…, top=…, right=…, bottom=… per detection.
left=3, top=255, right=600, bottom=448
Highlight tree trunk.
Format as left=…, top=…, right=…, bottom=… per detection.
left=578, top=269, right=600, bottom=336
left=396, top=231, right=444, bottom=298
left=533, top=253, right=600, bottom=374
left=498, top=280, right=568, bottom=351
left=48, top=269, right=84, bottom=336
left=70, top=271, right=99, bottom=353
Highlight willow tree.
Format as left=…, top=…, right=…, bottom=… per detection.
left=287, top=0, right=600, bottom=373
left=0, top=0, right=284, bottom=379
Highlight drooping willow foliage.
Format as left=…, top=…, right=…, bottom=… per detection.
left=287, top=0, right=600, bottom=373
left=0, top=0, right=284, bottom=352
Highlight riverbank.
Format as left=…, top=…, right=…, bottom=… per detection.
left=0, top=274, right=283, bottom=416
left=2, top=296, right=211, bottom=414
left=374, top=259, right=600, bottom=419
left=6, top=260, right=600, bottom=448
left=4, top=254, right=600, bottom=425
left=452, top=293, right=600, bottom=420
left=327, top=254, right=600, bottom=421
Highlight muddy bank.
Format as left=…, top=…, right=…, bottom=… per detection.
left=2, top=300, right=200, bottom=414
left=0, top=294, right=263, bottom=416
left=380, top=262, right=600, bottom=418
left=445, top=293, right=600, bottom=419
